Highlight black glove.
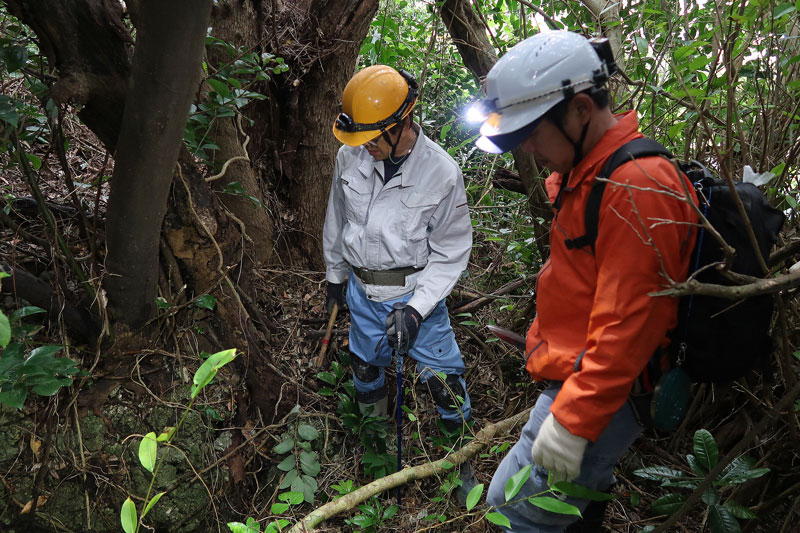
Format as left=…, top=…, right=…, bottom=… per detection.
left=326, top=282, right=345, bottom=315
left=385, top=302, right=423, bottom=354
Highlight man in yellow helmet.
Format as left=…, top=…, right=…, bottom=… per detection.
left=322, top=65, right=473, bottom=434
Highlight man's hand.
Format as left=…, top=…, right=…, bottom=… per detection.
left=385, top=303, right=422, bottom=354
left=531, top=413, right=589, bottom=483
left=326, top=282, right=345, bottom=315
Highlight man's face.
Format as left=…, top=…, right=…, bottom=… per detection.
left=518, top=119, right=575, bottom=175
left=363, top=125, right=402, bottom=161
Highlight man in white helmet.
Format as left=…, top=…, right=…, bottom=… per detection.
left=323, top=65, right=473, bottom=436
left=476, top=31, right=697, bottom=530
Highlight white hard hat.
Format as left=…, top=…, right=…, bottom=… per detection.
left=476, top=31, right=615, bottom=153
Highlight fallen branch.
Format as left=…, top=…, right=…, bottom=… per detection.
left=288, top=409, right=531, bottom=532
left=650, top=269, right=800, bottom=300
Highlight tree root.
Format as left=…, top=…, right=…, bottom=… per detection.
left=288, top=409, right=531, bottom=532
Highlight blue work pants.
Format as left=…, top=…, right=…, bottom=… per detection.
left=346, top=274, right=471, bottom=423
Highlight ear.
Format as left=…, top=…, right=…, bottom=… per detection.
left=571, top=93, right=595, bottom=124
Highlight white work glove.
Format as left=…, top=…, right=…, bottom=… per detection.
left=531, top=413, right=589, bottom=483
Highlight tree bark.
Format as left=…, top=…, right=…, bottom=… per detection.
left=104, top=0, right=213, bottom=327
left=440, top=0, right=552, bottom=262
left=5, top=0, right=131, bottom=150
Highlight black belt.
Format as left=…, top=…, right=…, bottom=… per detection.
left=351, top=265, right=423, bottom=286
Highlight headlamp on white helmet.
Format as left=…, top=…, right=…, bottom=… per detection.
left=475, top=31, right=617, bottom=154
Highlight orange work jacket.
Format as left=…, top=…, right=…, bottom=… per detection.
left=525, top=111, right=698, bottom=441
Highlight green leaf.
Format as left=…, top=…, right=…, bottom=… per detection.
left=142, top=491, right=165, bottom=519
left=277, top=455, right=295, bottom=471
left=297, top=424, right=319, bottom=441
left=25, top=153, right=42, bottom=171
left=279, top=468, right=298, bottom=489
left=278, top=491, right=304, bottom=505
left=120, top=497, right=137, bottom=533
left=0, top=384, right=27, bottom=409
left=466, top=483, right=484, bottom=511
left=271, top=502, right=289, bottom=514
left=157, top=427, right=176, bottom=442
left=139, top=432, right=158, bottom=473
left=485, top=511, right=511, bottom=528
left=273, top=438, right=295, bottom=455
left=551, top=481, right=616, bottom=502
left=194, top=294, right=216, bottom=310
left=708, top=503, right=742, bottom=533
left=0, top=96, right=18, bottom=128
left=0, top=311, right=10, bottom=348
left=650, top=493, right=685, bottom=515
left=504, top=464, right=531, bottom=502
left=383, top=504, right=398, bottom=519
left=528, top=496, right=582, bottom=516
left=8, top=306, right=46, bottom=322
left=633, top=465, right=688, bottom=483
left=207, top=78, right=231, bottom=97
left=694, top=429, right=718, bottom=470
left=316, top=371, right=336, bottom=385
left=723, top=500, right=758, bottom=520
left=191, top=348, right=236, bottom=398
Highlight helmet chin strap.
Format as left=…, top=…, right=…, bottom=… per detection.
left=381, top=119, right=415, bottom=164
left=553, top=118, right=591, bottom=169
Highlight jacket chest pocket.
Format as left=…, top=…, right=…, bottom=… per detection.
left=341, top=175, right=372, bottom=225
left=400, top=192, right=441, bottom=241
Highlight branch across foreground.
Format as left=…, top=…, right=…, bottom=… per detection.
left=288, top=409, right=531, bottom=532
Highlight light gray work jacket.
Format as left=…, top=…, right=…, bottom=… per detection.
left=322, top=126, right=472, bottom=318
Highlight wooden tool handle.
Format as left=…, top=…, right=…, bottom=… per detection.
left=314, top=303, right=338, bottom=366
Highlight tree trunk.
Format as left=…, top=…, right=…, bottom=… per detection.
left=440, top=0, right=551, bottom=262
left=243, top=0, right=380, bottom=267
left=105, top=0, right=213, bottom=327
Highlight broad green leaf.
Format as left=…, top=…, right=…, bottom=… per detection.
left=120, top=497, right=137, bottom=533
left=466, top=483, right=484, bottom=511
left=139, top=432, right=158, bottom=473
left=273, top=438, right=295, bottom=455
left=297, top=424, right=319, bottom=441
left=485, top=511, right=511, bottom=528
left=279, top=468, right=298, bottom=489
left=723, top=500, right=758, bottom=520
left=207, top=78, right=230, bottom=97
left=228, top=520, right=260, bottom=533
left=191, top=349, right=236, bottom=398
left=194, top=294, right=216, bottom=310
left=650, top=493, right=685, bottom=515
left=693, top=429, right=718, bottom=470
left=8, top=306, right=46, bottom=322
left=633, top=465, right=688, bottom=483
left=277, top=455, right=295, bottom=471
left=0, top=311, right=10, bottom=348
left=504, top=464, right=531, bottom=502
left=383, top=504, right=398, bottom=519
left=0, top=383, right=27, bottom=409
left=316, top=371, right=336, bottom=385
left=551, top=481, right=615, bottom=501
left=278, top=491, right=304, bottom=505
left=31, top=378, right=70, bottom=396
left=528, top=496, right=582, bottom=516
left=142, top=491, right=165, bottom=519
left=0, top=96, right=18, bottom=128
left=708, top=503, right=742, bottom=533
left=271, top=502, right=289, bottom=513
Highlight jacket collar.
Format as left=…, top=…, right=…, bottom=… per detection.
left=356, top=124, right=426, bottom=188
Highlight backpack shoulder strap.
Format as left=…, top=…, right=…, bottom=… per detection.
left=564, top=137, right=674, bottom=253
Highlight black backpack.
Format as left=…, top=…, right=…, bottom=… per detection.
left=565, top=137, right=786, bottom=383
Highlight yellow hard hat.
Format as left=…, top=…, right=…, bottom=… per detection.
left=333, top=65, right=418, bottom=146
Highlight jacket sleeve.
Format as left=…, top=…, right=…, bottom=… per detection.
left=407, top=165, right=472, bottom=318
left=322, top=150, right=350, bottom=284
left=551, top=158, right=696, bottom=441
